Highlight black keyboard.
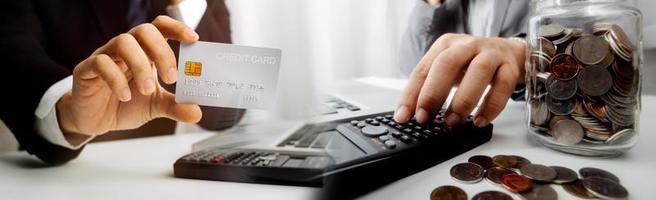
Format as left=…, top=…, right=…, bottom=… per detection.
left=174, top=111, right=492, bottom=199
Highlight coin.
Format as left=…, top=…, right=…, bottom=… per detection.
left=471, top=191, right=513, bottom=200
left=539, top=23, right=565, bottom=38
left=500, top=174, right=533, bottom=193
left=577, top=66, right=613, bottom=96
left=485, top=167, right=517, bottom=185
left=607, top=24, right=634, bottom=60
left=550, top=54, right=580, bottom=80
left=582, top=176, right=629, bottom=199
left=450, top=162, right=485, bottom=184
left=536, top=37, right=556, bottom=57
left=519, top=164, right=557, bottom=182
left=510, top=155, right=532, bottom=169
left=430, top=185, right=468, bottom=200
left=468, top=155, right=496, bottom=170
left=606, top=129, right=635, bottom=144
left=546, top=76, right=577, bottom=100
left=579, top=167, right=620, bottom=183
left=563, top=179, right=597, bottom=199
left=530, top=100, right=551, bottom=126
left=582, top=98, right=610, bottom=123
left=572, top=36, right=612, bottom=66
left=531, top=51, right=553, bottom=72
left=492, top=155, right=517, bottom=169
left=546, top=95, right=576, bottom=115
left=611, top=60, right=636, bottom=83
left=550, top=166, right=578, bottom=184
left=550, top=118, right=584, bottom=145
left=521, top=184, right=558, bottom=200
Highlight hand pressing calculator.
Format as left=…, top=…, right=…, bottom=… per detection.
left=174, top=110, right=492, bottom=198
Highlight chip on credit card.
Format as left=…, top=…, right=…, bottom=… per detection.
left=175, top=41, right=282, bottom=109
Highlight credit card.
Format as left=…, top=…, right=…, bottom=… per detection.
left=175, top=41, right=281, bottom=109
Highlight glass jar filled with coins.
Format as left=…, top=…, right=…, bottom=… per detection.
left=526, top=0, right=642, bottom=156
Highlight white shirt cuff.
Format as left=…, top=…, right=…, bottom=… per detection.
left=166, top=0, right=207, bottom=30
left=35, top=76, right=94, bottom=149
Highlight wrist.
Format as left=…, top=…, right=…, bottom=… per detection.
left=507, top=37, right=527, bottom=84
left=56, top=92, right=79, bottom=135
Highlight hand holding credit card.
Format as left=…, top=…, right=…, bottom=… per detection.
left=175, top=41, right=281, bottom=109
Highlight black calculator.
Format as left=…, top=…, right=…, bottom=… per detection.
left=174, top=111, right=492, bottom=198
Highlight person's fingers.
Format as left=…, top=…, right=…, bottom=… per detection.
left=151, top=15, right=199, bottom=43
left=96, top=33, right=155, bottom=95
left=74, top=54, right=132, bottom=102
left=153, top=89, right=202, bottom=123
left=414, top=41, right=480, bottom=125
left=129, top=23, right=178, bottom=84
left=448, top=51, right=501, bottom=126
left=474, top=63, right=519, bottom=127
left=395, top=33, right=460, bottom=123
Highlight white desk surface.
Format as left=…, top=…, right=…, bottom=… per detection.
left=1, top=78, right=654, bottom=200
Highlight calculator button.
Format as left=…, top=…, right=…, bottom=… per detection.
left=361, top=125, right=389, bottom=137
left=350, top=120, right=359, bottom=125
left=365, top=118, right=373, bottom=123
left=381, top=118, right=390, bottom=123
left=400, top=135, right=413, bottom=143
left=402, top=128, right=413, bottom=133
left=385, top=114, right=393, bottom=119
left=375, top=116, right=384, bottom=120
left=391, top=131, right=403, bottom=138
left=357, top=122, right=367, bottom=128
left=369, top=120, right=380, bottom=126
left=378, top=135, right=390, bottom=141
left=384, top=140, right=397, bottom=149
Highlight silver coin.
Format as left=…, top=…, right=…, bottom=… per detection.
left=471, top=191, right=513, bottom=200
left=520, top=184, right=558, bottom=200
left=550, top=118, right=584, bottom=145
left=582, top=176, right=629, bottom=199
left=550, top=166, right=578, bottom=184
left=530, top=100, right=551, bottom=126
left=546, top=95, right=576, bottom=115
left=539, top=23, right=565, bottom=38
left=577, top=66, right=613, bottom=96
left=572, top=36, right=612, bottom=66
left=519, top=164, right=557, bottom=182
left=606, top=129, right=636, bottom=144
left=579, top=167, right=620, bottom=183
left=450, top=162, right=485, bottom=184
left=547, top=76, right=577, bottom=100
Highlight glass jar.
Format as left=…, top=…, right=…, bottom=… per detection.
left=526, top=0, right=642, bottom=156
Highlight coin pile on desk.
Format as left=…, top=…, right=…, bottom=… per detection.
left=429, top=154, right=629, bottom=200
left=528, top=23, right=638, bottom=146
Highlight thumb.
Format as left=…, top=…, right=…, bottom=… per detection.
left=153, top=89, right=202, bottom=123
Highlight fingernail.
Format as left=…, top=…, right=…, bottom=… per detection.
left=445, top=113, right=461, bottom=127
left=167, top=67, right=177, bottom=83
left=415, top=108, right=429, bottom=124
left=394, top=106, right=410, bottom=122
left=474, top=116, right=488, bottom=128
left=120, top=88, right=131, bottom=101
left=143, top=79, right=155, bottom=94
left=186, top=28, right=199, bottom=40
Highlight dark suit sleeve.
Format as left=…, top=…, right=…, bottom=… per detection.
left=0, top=0, right=83, bottom=164
left=194, top=0, right=246, bottom=130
